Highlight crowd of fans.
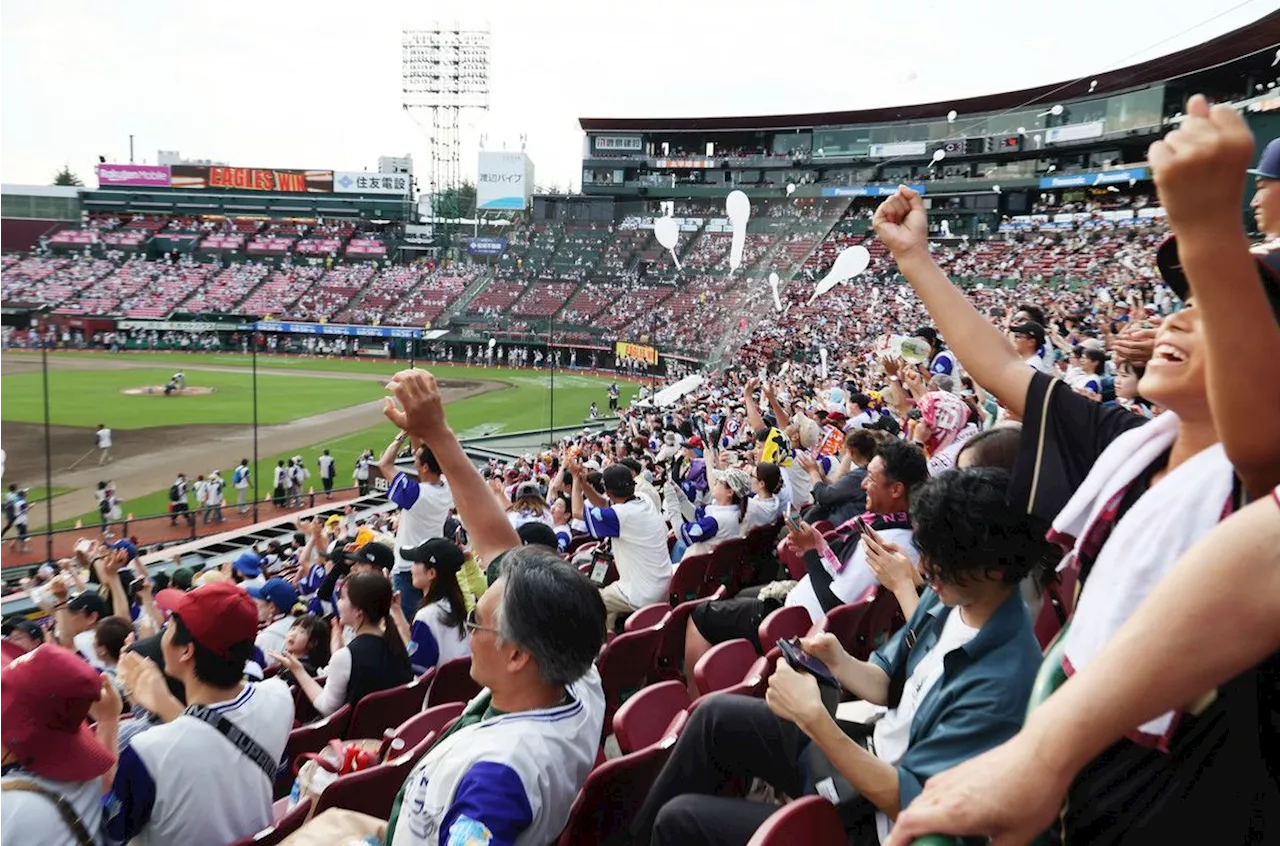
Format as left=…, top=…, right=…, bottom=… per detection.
left=2, top=99, right=1277, bottom=846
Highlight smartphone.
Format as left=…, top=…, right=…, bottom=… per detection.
left=777, top=638, right=840, bottom=689
left=129, top=577, right=146, bottom=593
left=784, top=509, right=803, bottom=533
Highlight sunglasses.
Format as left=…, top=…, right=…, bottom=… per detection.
left=464, top=607, right=500, bottom=636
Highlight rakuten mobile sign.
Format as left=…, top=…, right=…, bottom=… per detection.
left=96, top=164, right=172, bottom=187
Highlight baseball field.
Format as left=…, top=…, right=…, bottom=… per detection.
left=0, top=351, right=636, bottom=539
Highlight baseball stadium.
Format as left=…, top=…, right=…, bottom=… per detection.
left=1, top=5, right=1278, bottom=845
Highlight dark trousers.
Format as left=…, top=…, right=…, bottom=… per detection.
left=630, top=694, right=814, bottom=846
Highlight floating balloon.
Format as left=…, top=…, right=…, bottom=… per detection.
left=654, top=216, right=682, bottom=269
left=809, top=246, right=871, bottom=304
left=992, top=184, right=1001, bottom=194
left=946, top=110, right=957, bottom=123
left=819, top=347, right=829, bottom=379
left=767, top=271, right=782, bottom=312
left=1106, top=185, right=1119, bottom=193
left=1088, top=79, right=1097, bottom=92
left=488, top=337, right=497, bottom=348
left=1033, top=134, right=1043, bottom=145
left=1273, top=48, right=1279, bottom=67
left=785, top=183, right=796, bottom=196
left=1128, top=178, right=1137, bottom=187
left=1046, top=164, right=1056, bottom=173
left=726, top=190, right=751, bottom=274
left=1050, top=104, right=1064, bottom=116
left=1016, top=126, right=1026, bottom=135
left=930, top=149, right=946, bottom=166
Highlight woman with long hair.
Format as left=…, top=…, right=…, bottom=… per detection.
left=673, top=467, right=751, bottom=561
left=506, top=482, right=553, bottom=529
left=743, top=461, right=785, bottom=532
left=272, top=572, right=412, bottom=715
left=389, top=539, right=471, bottom=674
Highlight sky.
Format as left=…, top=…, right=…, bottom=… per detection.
left=1, top=0, right=1274, bottom=193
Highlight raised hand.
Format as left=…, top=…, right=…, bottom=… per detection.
left=1148, top=94, right=1255, bottom=233
left=384, top=369, right=447, bottom=442
left=872, top=185, right=930, bottom=260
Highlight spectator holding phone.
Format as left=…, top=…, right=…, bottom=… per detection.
left=630, top=468, right=1047, bottom=846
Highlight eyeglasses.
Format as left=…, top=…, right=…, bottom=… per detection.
left=464, top=607, right=500, bottom=636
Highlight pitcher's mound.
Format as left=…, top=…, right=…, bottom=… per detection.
left=121, top=386, right=217, bottom=397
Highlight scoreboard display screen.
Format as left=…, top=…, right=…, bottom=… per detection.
left=992, top=135, right=1022, bottom=151
left=965, top=137, right=986, bottom=155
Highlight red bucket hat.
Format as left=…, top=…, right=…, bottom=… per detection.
left=0, top=644, right=114, bottom=782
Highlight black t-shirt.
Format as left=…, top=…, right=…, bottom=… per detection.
left=1008, top=372, right=1147, bottom=527
left=344, top=633, right=412, bottom=708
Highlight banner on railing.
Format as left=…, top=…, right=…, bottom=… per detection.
left=616, top=341, right=658, bottom=366
left=820, top=184, right=927, bottom=198
left=255, top=320, right=422, bottom=339
left=466, top=237, right=507, bottom=257
left=333, top=171, right=411, bottom=195
left=1039, top=167, right=1147, bottom=189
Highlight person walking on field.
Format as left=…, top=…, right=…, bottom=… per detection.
left=233, top=459, right=251, bottom=513
left=318, top=450, right=336, bottom=499
left=354, top=450, right=372, bottom=496
left=95, top=424, right=113, bottom=465
left=272, top=461, right=288, bottom=509
left=7, top=489, right=30, bottom=552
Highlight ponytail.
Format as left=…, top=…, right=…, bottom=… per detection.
left=382, top=609, right=409, bottom=669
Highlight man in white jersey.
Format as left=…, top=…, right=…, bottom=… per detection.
left=381, top=368, right=606, bottom=846
left=317, top=449, right=336, bottom=499
left=102, top=582, right=294, bottom=846
left=378, top=434, right=454, bottom=620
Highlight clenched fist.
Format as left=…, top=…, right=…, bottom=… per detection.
left=384, top=369, right=447, bottom=441
left=873, top=185, right=930, bottom=261
left=1148, top=94, right=1255, bottom=233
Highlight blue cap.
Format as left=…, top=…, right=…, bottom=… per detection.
left=233, top=550, right=262, bottom=577
left=108, top=539, right=137, bottom=561
left=1248, top=138, right=1280, bottom=180
left=247, top=578, right=298, bottom=614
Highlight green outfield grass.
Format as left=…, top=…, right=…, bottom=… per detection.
left=21, top=352, right=638, bottom=527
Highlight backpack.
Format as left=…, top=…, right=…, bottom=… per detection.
left=169, top=483, right=181, bottom=502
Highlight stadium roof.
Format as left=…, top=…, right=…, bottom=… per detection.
left=579, top=10, right=1280, bottom=132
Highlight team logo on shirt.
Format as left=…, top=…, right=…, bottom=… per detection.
left=447, top=815, right=493, bottom=846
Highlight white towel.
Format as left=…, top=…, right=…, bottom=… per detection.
left=1054, top=411, right=1233, bottom=747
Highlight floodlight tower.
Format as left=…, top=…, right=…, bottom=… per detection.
left=402, top=26, right=490, bottom=249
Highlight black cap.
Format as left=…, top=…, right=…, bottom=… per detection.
left=1, top=616, right=43, bottom=641
left=517, top=522, right=559, bottom=550
left=1157, top=235, right=1280, bottom=321
left=1009, top=321, right=1046, bottom=346
left=66, top=592, right=108, bottom=618
left=351, top=541, right=394, bottom=571
left=601, top=464, right=635, bottom=498
left=399, top=538, right=464, bottom=576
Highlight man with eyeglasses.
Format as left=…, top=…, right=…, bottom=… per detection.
left=382, top=369, right=608, bottom=846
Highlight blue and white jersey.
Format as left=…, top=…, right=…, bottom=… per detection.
left=390, top=667, right=604, bottom=846
left=553, top=524, right=573, bottom=554
left=103, top=680, right=294, bottom=846
left=583, top=497, right=670, bottom=607
left=678, top=503, right=742, bottom=559
left=389, top=472, right=454, bottom=576
left=407, top=598, right=471, bottom=674
left=929, top=349, right=958, bottom=377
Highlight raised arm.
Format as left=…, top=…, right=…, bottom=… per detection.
left=1148, top=95, right=1280, bottom=499
left=742, top=377, right=766, bottom=433
left=385, top=370, right=520, bottom=568
left=873, top=186, right=1034, bottom=417
left=375, top=433, right=405, bottom=483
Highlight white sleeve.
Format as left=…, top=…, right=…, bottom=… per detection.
left=312, top=647, right=351, bottom=716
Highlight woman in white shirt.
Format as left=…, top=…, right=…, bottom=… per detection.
left=674, top=468, right=752, bottom=561
left=390, top=538, right=471, bottom=674
left=743, top=461, right=785, bottom=533
left=505, top=482, right=554, bottom=530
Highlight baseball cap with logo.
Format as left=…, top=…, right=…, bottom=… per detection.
left=154, top=581, right=258, bottom=659
left=1, top=644, right=115, bottom=781
left=350, top=541, right=394, bottom=571
left=400, top=538, right=464, bottom=576
left=247, top=578, right=299, bottom=615
left=1157, top=235, right=1280, bottom=322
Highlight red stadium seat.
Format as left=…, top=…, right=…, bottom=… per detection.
left=852, top=588, right=905, bottom=660
left=228, top=797, right=312, bottom=845
left=669, top=552, right=711, bottom=604
left=346, top=672, right=432, bottom=740
left=391, top=701, right=465, bottom=752
left=612, top=679, right=691, bottom=755
left=652, top=587, right=725, bottom=685
left=274, top=704, right=351, bottom=800
left=757, top=605, right=813, bottom=651
left=311, top=732, right=435, bottom=820
left=808, top=594, right=876, bottom=660
left=554, top=734, right=680, bottom=846
left=746, top=795, right=847, bottom=846
left=702, top=537, right=748, bottom=596
left=598, top=624, right=665, bottom=738
left=624, top=602, right=672, bottom=632
left=692, top=647, right=781, bottom=707
left=425, top=657, right=482, bottom=708
left=693, top=638, right=758, bottom=696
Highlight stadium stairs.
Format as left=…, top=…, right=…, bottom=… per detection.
left=435, top=268, right=499, bottom=325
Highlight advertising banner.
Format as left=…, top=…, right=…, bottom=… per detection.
left=615, top=341, right=658, bottom=366
left=170, top=165, right=333, bottom=193
left=466, top=236, right=508, bottom=257
left=1044, top=121, right=1105, bottom=144
left=48, top=230, right=97, bottom=245
left=653, top=158, right=717, bottom=169
left=868, top=141, right=926, bottom=157
left=118, top=320, right=237, bottom=332
left=477, top=152, right=533, bottom=210
left=821, top=184, right=927, bottom=198
left=255, top=320, right=421, bottom=339
left=593, top=135, right=643, bottom=153
left=96, top=163, right=172, bottom=188
left=1038, top=167, right=1146, bottom=189
left=333, top=171, right=411, bottom=195
left=403, top=224, right=434, bottom=244
left=200, top=235, right=245, bottom=250
left=296, top=238, right=342, bottom=256
left=247, top=237, right=295, bottom=254
left=346, top=239, right=387, bottom=257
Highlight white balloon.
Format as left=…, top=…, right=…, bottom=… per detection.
left=946, top=110, right=957, bottom=123
left=809, top=246, right=871, bottom=303
left=992, top=184, right=1001, bottom=194
left=1016, top=126, right=1026, bottom=135
left=1088, top=79, right=1097, bottom=92
left=488, top=338, right=496, bottom=348
left=654, top=216, right=682, bottom=269
left=1050, top=104, right=1064, bottom=116
left=726, top=190, right=751, bottom=273
left=931, top=149, right=946, bottom=165
left=1273, top=48, right=1279, bottom=67
left=785, top=183, right=796, bottom=196
left=767, top=271, right=782, bottom=313
left=1128, top=178, right=1137, bottom=187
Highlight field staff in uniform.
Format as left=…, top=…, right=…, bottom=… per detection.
left=233, top=459, right=251, bottom=513
left=354, top=450, right=373, bottom=496
left=318, top=449, right=336, bottom=499
left=96, top=423, right=113, bottom=465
